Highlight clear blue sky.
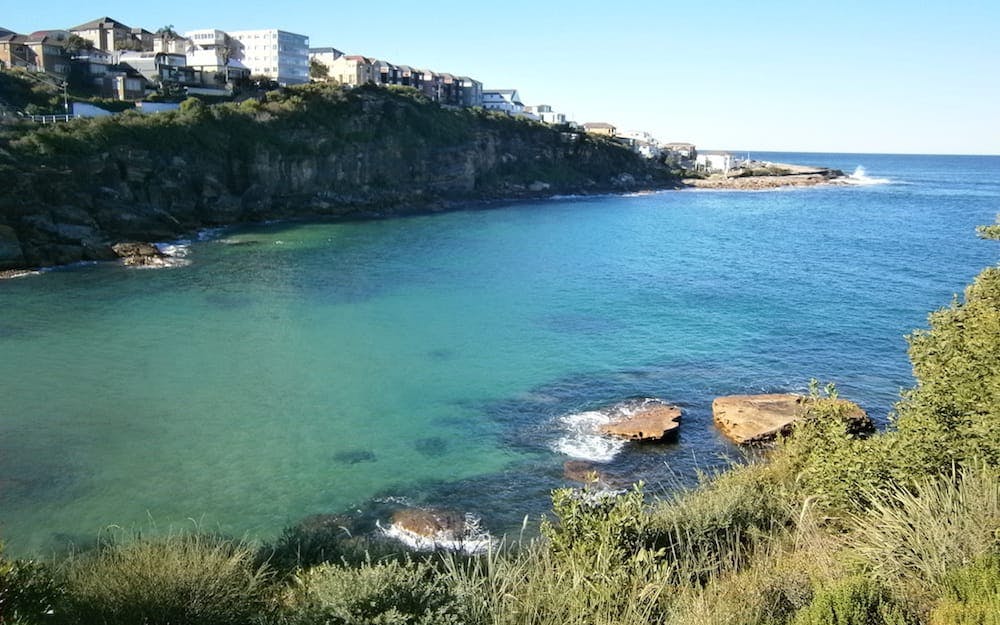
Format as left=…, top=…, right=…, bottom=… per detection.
left=5, top=0, right=999, bottom=154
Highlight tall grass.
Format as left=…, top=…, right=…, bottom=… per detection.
left=847, top=464, right=1000, bottom=596
left=59, top=531, right=274, bottom=625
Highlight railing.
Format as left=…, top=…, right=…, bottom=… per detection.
left=24, top=114, right=76, bottom=124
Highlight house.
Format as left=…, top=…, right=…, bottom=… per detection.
left=0, top=31, right=70, bottom=76
left=373, top=59, right=399, bottom=85
left=0, top=33, right=32, bottom=70
left=227, top=29, right=309, bottom=85
left=526, top=104, right=568, bottom=125
left=457, top=76, right=483, bottom=107
left=582, top=122, right=616, bottom=137
left=663, top=142, right=696, bottom=159
left=617, top=130, right=661, bottom=159
left=695, top=151, right=734, bottom=174
left=186, top=47, right=250, bottom=89
left=308, top=46, right=343, bottom=78
left=154, top=31, right=190, bottom=55
left=482, top=89, right=524, bottom=115
left=69, top=17, right=135, bottom=51
left=100, top=67, right=146, bottom=100
left=329, top=55, right=376, bottom=86
left=395, top=65, right=423, bottom=89
left=129, top=27, right=154, bottom=51
left=118, top=51, right=195, bottom=87
left=25, top=33, right=71, bottom=77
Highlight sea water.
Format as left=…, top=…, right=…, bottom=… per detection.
left=1, top=153, right=998, bottom=555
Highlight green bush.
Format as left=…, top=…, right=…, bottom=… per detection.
left=792, top=576, right=914, bottom=625
left=893, top=264, right=1000, bottom=475
left=284, top=558, right=462, bottom=625
left=59, top=532, right=274, bottom=625
left=929, top=555, right=1000, bottom=625
left=0, top=541, right=64, bottom=625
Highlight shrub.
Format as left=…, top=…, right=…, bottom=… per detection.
left=929, top=555, right=1000, bottom=625
left=59, top=532, right=274, bottom=625
left=647, top=463, right=793, bottom=583
left=792, top=576, right=915, bottom=625
left=283, top=558, right=462, bottom=625
left=847, top=464, right=1000, bottom=597
left=0, top=542, right=64, bottom=625
left=893, top=265, right=1000, bottom=475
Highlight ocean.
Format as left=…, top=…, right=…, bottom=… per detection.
left=1, top=152, right=998, bottom=555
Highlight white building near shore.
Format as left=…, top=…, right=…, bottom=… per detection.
left=696, top=151, right=735, bottom=174
left=226, top=28, right=309, bottom=84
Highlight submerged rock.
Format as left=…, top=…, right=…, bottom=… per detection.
left=111, top=241, right=170, bottom=267
left=563, top=460, right=604, bottom=483
left=712, top=393, right=870, bottom=444
left=598, top=403, right=682, bottom=442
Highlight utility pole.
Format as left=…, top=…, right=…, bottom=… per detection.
left=62, top=81, right=69, bottom=115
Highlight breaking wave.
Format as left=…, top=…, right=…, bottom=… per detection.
left=551, top=398, right=665, bottom=463
left=844, top=165, right=892, bottom=186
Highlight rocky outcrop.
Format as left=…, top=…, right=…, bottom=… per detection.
left=390, top=508, right=466, bottom=541
left=684, top=163, right=846, bottom=190
left=599, top=403, right=682, bottom=442
left=111, top=241, right=170, bottom=267
left=0, top=86, right=677, bottom=272
left=712, top=394, right=870, bottom=444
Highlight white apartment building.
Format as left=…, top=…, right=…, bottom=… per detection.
left=226, top=29, right=309, bottom=85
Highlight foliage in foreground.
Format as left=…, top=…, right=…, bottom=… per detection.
left=58, top=532, right=273, bottom=625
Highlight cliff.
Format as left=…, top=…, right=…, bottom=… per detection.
left=0, top=83, right=676, bottom=270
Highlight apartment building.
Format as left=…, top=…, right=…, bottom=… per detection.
left=227, top=28, right=309, bottom=85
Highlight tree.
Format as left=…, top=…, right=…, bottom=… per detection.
left=309, top=58, right=330, bottom=81
left=64, top=34, right=94, bottom=54
left=155, top=25, right=178, bottom=38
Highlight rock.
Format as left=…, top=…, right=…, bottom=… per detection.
left=390, top=508, right=466, bottom=541
left=712, top=394, right=870, bottom=444
left=529, top=181, right=551, bottom=192
left=0, top=225, right=24, bottom=269
left=111, top=241, right=170, bottom=267
left=599, top=403, right=682, bottom=442
left=563, top=460, right=604, bottom=483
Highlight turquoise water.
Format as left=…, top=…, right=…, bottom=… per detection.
left=1, top=153, right=998, bottom=555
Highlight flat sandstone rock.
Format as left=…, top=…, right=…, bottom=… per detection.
left=599, top=403, right=682, bottom=441
left=712, top=394, right=868, bottom=444
left=391, top=508, right=465, bottom=540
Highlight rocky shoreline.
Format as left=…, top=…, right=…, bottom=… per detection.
left=683, top=162, right=846, bottom=190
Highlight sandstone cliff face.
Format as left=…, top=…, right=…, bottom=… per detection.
left=0, top=86, right=674, bottom=270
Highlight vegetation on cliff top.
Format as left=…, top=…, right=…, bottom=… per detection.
left=0, top=77, right=663, bottom=189
left=1, top=221, right=997, bottom=624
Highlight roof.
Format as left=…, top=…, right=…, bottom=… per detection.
left=583, top=122, right=616, bottom=129
left=70, top=16, right=131, bottom=31
left=309, top=47, right=343, bottom=55
left=0, top=27, right=16, bottom=37
left=343, top=55, right=371, bottom=63
left=487, top=89, right=517, bottom=95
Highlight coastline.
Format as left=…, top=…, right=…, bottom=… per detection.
left=682, top=162, right=847, bottom=190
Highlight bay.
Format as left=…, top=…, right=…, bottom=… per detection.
left=1, top=152, right=998, bottom=555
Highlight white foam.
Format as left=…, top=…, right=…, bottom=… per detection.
left=551, top=409, right=625, bottom=463
left=154, top=241, right=191, bottom=258
left=197, top=227, right=226, bottom=241
left=377, top=513, right=493, bottom=555
left=844, top=165, right=892, bottom=186
left=551, top=398, right=668, bottom=463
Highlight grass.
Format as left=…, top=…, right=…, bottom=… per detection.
left=58, top=531, right=274, bottom=625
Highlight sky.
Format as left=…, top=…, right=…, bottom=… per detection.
left=4, top=0, right=999, bottom=154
